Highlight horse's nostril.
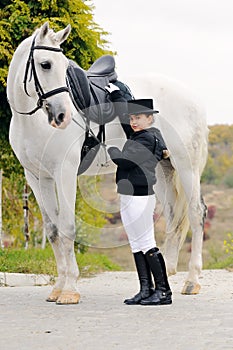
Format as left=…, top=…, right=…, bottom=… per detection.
left=57, top=113, right=64, bottom=123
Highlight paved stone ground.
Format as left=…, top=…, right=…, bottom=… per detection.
left=0, top=270, right=232, bottom=350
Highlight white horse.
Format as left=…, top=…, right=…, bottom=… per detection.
left=7, top=22, right=209, bottom=304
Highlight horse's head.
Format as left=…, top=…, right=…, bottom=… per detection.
left=7, top=22, right=71, bottom=129
left=32, top=22, right=72, bottom=129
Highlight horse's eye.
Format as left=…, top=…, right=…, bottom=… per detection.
left=41, top=61, right=51, bottom=70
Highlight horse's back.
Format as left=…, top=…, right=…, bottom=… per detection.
left=123, top=74, right=207, bottom=126
left=123, top=74, right=209, bottom=170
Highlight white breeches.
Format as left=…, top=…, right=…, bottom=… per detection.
left=120, top=194, right=156, bottom=253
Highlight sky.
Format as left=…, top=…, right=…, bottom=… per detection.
left=90, top=0, right=233, bottom=125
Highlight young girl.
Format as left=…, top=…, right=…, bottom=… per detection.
left=106, top=98, right=172, bottom=306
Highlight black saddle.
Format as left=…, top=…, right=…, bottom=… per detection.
left=66, top=55, right=134, bottom=175
left=87, top=55, right=117, bottom=79
left=66, top=55, right=119, bottom=124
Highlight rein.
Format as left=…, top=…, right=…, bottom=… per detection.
left=9, top=34, right=69, bottom=116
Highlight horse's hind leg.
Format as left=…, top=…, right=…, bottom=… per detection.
left=179, top=169, right=207, bottom=294
left=25, top=170, right=67, bottom=302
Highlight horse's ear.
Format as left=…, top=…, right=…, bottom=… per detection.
left=39, top=22, right=50, bottom=40
left=55, top=24, right=71, bottom=45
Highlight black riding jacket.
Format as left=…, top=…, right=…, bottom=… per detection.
left=108, top=127, right=166, bottom=196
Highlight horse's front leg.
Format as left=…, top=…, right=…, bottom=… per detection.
left=25, top=170, right=67, bottom=301
left=55, top=234, right=80, bottom=304
left=53, top=168, right=80, bottom=304
left=44, top=222, right=67, bottom=302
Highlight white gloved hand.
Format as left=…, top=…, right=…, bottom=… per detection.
left=163, top=149, right=170, bottom=159
left=105, top=83, right=120, bottom=93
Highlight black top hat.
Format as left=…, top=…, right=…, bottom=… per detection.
left=127, top=99, right=159, bottom=115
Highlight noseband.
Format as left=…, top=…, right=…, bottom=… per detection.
left=11, top=34, right=69, bottom=115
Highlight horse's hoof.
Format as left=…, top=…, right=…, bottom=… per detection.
left=181, top=281, right=201, bottom=294
left=56, top=291, right=80, bottom=304
left=167, top=268, right=177, bottom=277
left=46, top=289, right=62, bottom=302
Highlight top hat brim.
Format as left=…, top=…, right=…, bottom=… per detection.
left=127, top=109, right=159, bottom=115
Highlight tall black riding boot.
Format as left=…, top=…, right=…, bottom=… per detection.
left=140, top=248, right=172, bottom=305
left=124, top=251, right=154, bottom=305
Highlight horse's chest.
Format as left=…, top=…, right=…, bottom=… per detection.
left=13, top=138, right=45, bottom=171
left=10, top=120, right=54, bottom=171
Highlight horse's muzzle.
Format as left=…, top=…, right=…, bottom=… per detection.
left=46, top=101, right=71, bottom=129
left=50, top=115, right=71, bottom=129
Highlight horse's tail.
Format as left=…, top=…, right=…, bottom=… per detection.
left=167, top=121, right=209, bottom=245
left=169, top=170, right=190, bottom=249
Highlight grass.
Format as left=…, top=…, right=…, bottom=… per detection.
left=0, top=246, right=121, bottom=277
left=204, top=254, right=233, bottom=271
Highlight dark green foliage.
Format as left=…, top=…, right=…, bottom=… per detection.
left=0, top=136, right=24, bottom=179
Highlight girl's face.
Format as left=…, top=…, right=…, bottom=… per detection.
left=129, top=114, right=153, bottom=132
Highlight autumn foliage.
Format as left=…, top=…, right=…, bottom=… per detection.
left=202, top=125, right=233, bottom=187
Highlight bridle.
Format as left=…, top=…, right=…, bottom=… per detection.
left=9, top=34, right=69, bottom=116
